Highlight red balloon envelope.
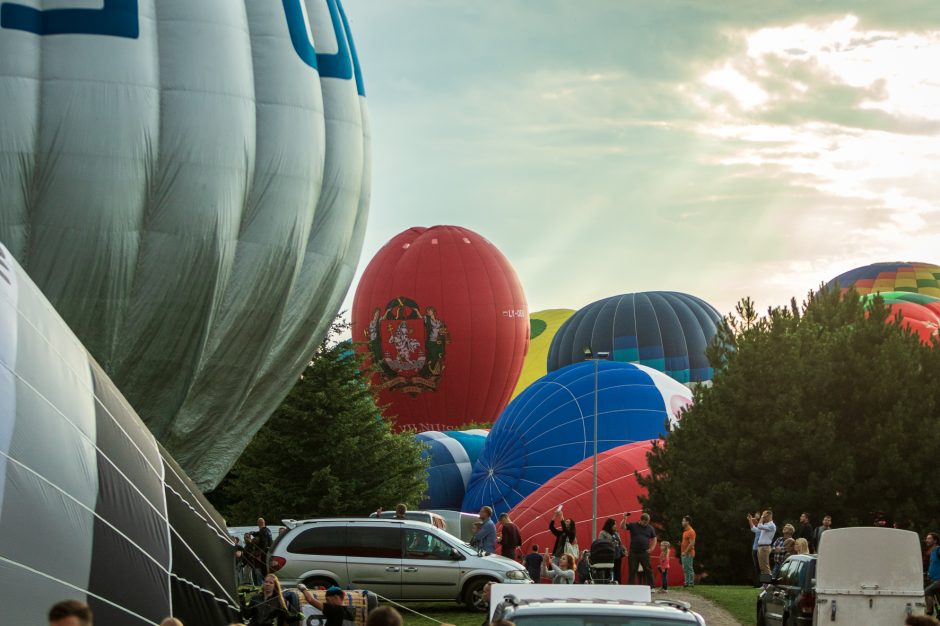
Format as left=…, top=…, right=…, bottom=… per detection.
left=509, top=441, right=684, bottom=587
left=352, top=226, right=529, bottom=430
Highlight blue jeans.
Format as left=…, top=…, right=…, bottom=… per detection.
left=681, top=554, right=694, bottom=586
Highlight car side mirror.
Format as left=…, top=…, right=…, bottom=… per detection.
left=450, top=549, right=464, bottom=561
left=760, top=573, right=772, bottom=584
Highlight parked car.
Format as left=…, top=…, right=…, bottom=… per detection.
left=269, top=517, right=531, bottom=609
left=757, top=527, right=927, bottom=625
left=490, top=583, right=706, bottom=625
left=757, top=554, right=817, bottom=625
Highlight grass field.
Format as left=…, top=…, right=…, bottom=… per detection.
left=689, top=585, right=760, bottom=625
left=392, top=601, right=481, bottom=626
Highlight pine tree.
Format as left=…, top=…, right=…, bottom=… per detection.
left=209, top=319, right=428, bottom=524
left=639, top=287, right=940, bottom=583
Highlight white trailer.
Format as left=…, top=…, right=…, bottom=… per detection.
left=814, top=527, right=926, bottom=624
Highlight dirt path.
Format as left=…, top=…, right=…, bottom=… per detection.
left=654, top=589, right=745, bottom=626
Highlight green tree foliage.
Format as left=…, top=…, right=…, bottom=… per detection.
left=639, top=287, right=940, bottom=583
left=209, top=319, right=428, bottom=525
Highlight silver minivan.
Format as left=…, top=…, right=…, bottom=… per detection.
left=269, top=518, right=531, bottom=609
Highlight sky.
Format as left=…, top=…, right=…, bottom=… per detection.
left=340, top=1, right=940, bottom=319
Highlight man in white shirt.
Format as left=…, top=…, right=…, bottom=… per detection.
left=749, top=510, right=776, bottom=578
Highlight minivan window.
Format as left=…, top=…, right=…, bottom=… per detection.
left=287, top=526, right=346, bottom=555
left=404, top=529, right=455, bottom=560
left=347, top=526, right=402, bottom=559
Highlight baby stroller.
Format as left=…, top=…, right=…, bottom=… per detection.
left=587, top=538, right=617, bottom=584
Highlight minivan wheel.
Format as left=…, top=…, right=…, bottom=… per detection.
left=462, top=578, right=494, bottom=612
left=302, top=576, right=336, bottom=590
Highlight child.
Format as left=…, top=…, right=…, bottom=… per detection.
left=658, top=541, right=672, bottom=592
left=524, top=544, right=543, bottom=581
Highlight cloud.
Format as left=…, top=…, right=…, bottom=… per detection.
left=681, top=15, right=940, bottom=307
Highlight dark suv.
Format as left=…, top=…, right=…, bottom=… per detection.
left=757, top=554, right=817, bottom=626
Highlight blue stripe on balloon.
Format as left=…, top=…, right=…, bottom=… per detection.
left=316, top=0, right=353, bottom=82
left=282, top=0, right=318, bottom=70
left=1, top=0, right=138, bottom=38
left=336, top=0, right=365, bottom=96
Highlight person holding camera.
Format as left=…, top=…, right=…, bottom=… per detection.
left=620, top=511, right=657, bottom=588
left=749, top=510, right=776, bottom=582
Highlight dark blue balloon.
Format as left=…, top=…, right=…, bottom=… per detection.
left=547, top=291, right=722, bottom=385
left=461, top=361, right=691, bottom=515
left=416, top=430, right=488, bottom=510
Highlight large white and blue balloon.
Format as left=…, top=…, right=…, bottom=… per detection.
left=0, top=0, right=371, bottom=488
left=0, top=244, right=238, bottom=624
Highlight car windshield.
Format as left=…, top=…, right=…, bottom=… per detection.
left=514, top=617, right=694, bottom=626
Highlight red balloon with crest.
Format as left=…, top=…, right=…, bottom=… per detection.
left=352, top=226, right=529, bottom=430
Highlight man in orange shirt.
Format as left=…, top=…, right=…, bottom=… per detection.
left=680, top=515, right=696, bottom=588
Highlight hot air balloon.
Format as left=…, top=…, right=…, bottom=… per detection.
left=511, top=309, right=575, bottom=400
left=351, top=226, right=529, bottom=431
left=0, top=0, right=371, bottom=489
left=862, top=292, right=940, bottom=344
left=547, top=292, right=723, bottom=386
left=461, top=360, right=692, bottom=515
left=0, top=244, right=238, bottom=624
left=508, top=441, right=685, bottom=587
left=416, top=429, right=489, bottom=510
left=827, top=262, right=940, bottom=297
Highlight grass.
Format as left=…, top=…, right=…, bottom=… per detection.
left=688, top=585, right=760, bottom=626
left=388, top=601, right=482, bottom=626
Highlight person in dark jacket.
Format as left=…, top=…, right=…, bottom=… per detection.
left=498, top=512, right=523, bottom=560
left=797, top=513, right=815, bottom=552
left=548, top=509, right=577, bottom=562
left=242, top=574, right=300, bottom=626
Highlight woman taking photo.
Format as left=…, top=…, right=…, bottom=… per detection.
left=548, top=509, right=578, bottom=562
left=541, top=549, right=576, bottom=584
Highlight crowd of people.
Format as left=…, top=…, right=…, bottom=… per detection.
left=46, top=592, right=407, bottom=626
left=468, top=505, right=696, bottom=590
left=747, top=510, right=831, bottom=583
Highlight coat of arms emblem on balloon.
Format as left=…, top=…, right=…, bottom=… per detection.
left=366, top=296, right=449, bottom=394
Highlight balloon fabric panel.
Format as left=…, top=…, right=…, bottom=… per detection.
left=0, top=244, right=238, bottom=624
left=0, top=0, right=370, bottom=489
left=417, top=430, right=489, bottom=510
left=827, top=262, right=940, bottom=297
left=462, top=360, right=691, bottom=515
left=511, top=310, right=575, bottom=400
left=862, top=291, right=940, bottom=344
left=548, top=291, right=722, bottom=385
left=509, top=441, right=685, bottom=587
left=352, top=226, right=528, bottom=430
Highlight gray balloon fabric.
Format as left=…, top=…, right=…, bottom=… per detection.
left=0, top=243, right=238, bottom=624
left=0, top=0, right=371, bottom=488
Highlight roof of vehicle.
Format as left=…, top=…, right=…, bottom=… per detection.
left=495, top=597, right=703, bottom=623
left=282, top=517, right=438, bottom=529
left=816, top=527, right=923, bottom=592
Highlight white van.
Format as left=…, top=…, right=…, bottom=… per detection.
left=814, top=527, right=926, bottom=624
